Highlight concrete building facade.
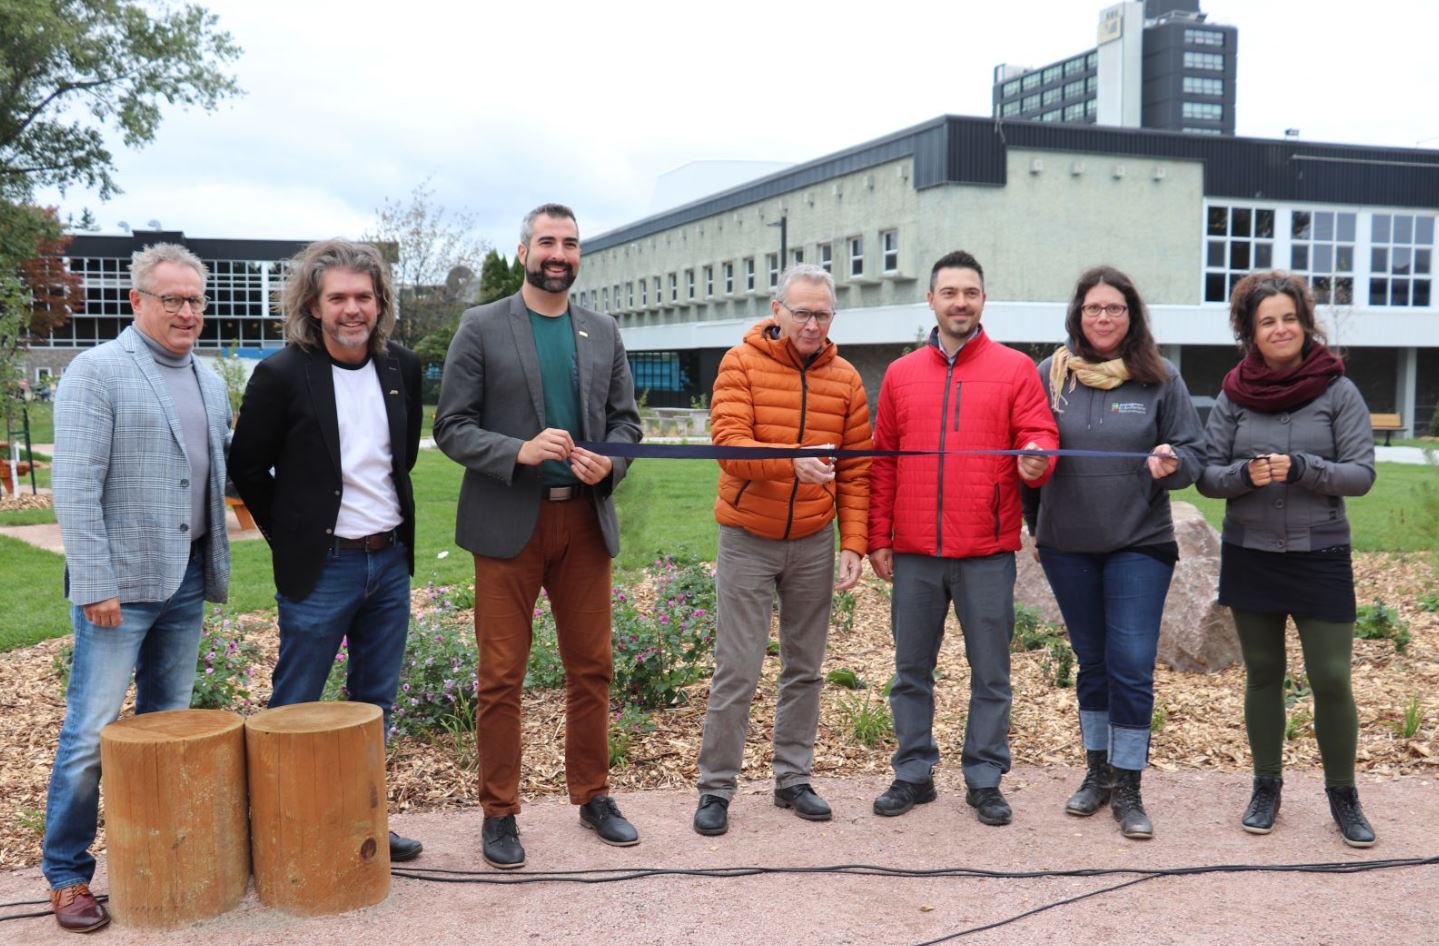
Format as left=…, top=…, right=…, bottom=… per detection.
left=576, top=117, right=1439, bottom=434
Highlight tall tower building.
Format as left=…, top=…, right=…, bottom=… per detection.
left=992, top=0, right=1237, bottom=135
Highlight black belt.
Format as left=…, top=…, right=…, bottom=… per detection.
left=543, top=484, right=591, bottom=502
left=336, top=530, right=397, bottom=550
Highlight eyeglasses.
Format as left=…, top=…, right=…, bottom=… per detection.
left=136, top=288, right=208, bottom=314
left=1080, top=303, right=1128, bottom=318
left=778, top=301, right=836, bottom=325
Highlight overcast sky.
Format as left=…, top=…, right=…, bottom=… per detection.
left=36, top=0, right=1439, bottom=255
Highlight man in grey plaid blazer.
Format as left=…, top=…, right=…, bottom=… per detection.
left=42, top=243, right=231, bottom=934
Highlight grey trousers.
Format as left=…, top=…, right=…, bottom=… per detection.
left=889, top=551, right=1016, bottom=789
left=696, top=523, right=835, bottom=799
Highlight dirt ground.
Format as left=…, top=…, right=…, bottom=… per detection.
left=1, top=768, right=1436, bottom=945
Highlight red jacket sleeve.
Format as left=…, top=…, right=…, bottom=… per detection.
left=1010, top=360, right=1059, bottom=487
left=867, top=369, right=898, bottom=551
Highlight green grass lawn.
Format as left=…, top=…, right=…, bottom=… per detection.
left=0, top=454, right=1431, bottom=653
left=4, top=401, right=53, bottom=444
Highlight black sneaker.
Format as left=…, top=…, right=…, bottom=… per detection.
left=482, top=814, right=525, bottom=869
left=965, top=786, right=1013, bottom=826
left=693, top=794, right=729, bottom=836
left=774, top=784, right=833, bottom=821
left=1326, top=786, right=1376, bottom=848
left=873, top=778, right=937, bottom=817
left=1241, top=775, right=1282, bottom=835
left=580, top=795, right=640, bottom=846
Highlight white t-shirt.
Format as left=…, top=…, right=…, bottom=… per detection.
left=330, top=359, right=402, bottom=539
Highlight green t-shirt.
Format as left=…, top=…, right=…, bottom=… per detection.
left=527, top=308, right=582, bottom=486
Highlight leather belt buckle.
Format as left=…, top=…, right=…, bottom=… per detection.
left=544, top=485, right=588, bottom=502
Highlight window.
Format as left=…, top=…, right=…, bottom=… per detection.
left=1064, top=57, right=1084, bottom=76
left=685, top=269, right=695, bottom=300
left=1182, top=101, right=1223, bottom=121
left=1186, top=28, right=1224, bottom=46
left=601, top=287, right=609, bottom=311
left=612, top=284, right=620, bottom=309
left=1204, top=205, right=1276, bottom=302
left=1086, top=51, right=1098, bottom=69
left=1369, top=213, right=1434, bottom=307
left=639, top=279, right=647, bottom=306
left=818, top=243, right=833, bottom=273
left=669, top=272, right=678, bottom=302
left=1183, top=76, right=1223, bottom=96
left=766, top=253, right=779, bottom=288
left=1042, top=65, right=1061, bottom=84
left=881, top=230, right=899, bottom=273
left=653, top=276, right=662, bottom=305
left=723, top=262, right=734, bottom=294
left=849, top=237, right=864, bottom=276
left=1040, top=109, right=1062, bottom=122
left=704, top=265, right=714, bottom=297
left=1086, top=75, right=1098, bottom=94
left=577, top=291, right=586, bottom=307
left=1042, top=87, right=1061, bottom=107
left=1063, top=80, right=1084, bottom=100
left=1022, top=94, right=1041, bottom=113
left=1184, top=51, right=1224, bottom=71
left=792, top=248, right=804, bottom=265
left=743, top=257, right=755, bottom=291
left=1064, top=102, right=1086, bottom=121
left=1290, top=210, right=1356, bottom=304
left=1001, top=100, right=1021, bottom=117
left=1183, top=126, right=1222, bottom=135
left=1086, top=98, right=1098, bottom=116
left=1021, top=72, right=1041, bottom=91
left=1002, top=79, right=1021, bottom=97
left=627, top=282, right=634, bottom=307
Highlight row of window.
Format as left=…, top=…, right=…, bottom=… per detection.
left=1000, top=51, right=1099, bottom=98
left=1184, top=51, right=1224, bottom=71
left=1205, top=205, right=1434, bottom=307
left=1182, top=76, right=1223, bottom=96
left=578, top=232, right=903, bottom=314
left=1182, top=102, right=1223, bottom=121
left=1184, top=29, right=1225, bottom=47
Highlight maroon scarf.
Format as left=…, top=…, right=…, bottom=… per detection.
left=1221, top=341, right=1345, bottom=413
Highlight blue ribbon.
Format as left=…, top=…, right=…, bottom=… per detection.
left=577, top=441, right=1182, bottom=461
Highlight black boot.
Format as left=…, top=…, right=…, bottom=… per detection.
left=1326, top=786, right=1376, bottom=848
left=1065, top=749, right=1112, bottom=817
left=1110, top=767, right=1153, bottom=840
left=1241, top=775, right=1282, bottom=834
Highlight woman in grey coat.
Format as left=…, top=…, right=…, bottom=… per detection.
left=1197, top=271, right=1377, bottom=847
left=1025, top=266, right=1204, bottom=840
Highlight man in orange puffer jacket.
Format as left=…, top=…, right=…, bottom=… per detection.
left=868, top=251, right=1058, bottom=828
left=693, top=264, right=872, bottom=837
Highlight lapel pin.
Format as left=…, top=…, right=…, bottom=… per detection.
left=389, top=389, right=399, bottom=395
left=577, top=330, right=589, bottom=338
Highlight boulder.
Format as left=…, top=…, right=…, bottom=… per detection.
left=1014, top=502, right=1241, bottom=673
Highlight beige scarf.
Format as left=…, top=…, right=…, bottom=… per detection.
left=1049, top=346, right=1130, bottom=413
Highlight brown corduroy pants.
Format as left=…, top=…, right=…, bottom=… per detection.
left=472, top=498, right=613, bottom=816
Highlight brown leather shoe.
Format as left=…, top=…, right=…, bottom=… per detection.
left=50, top=883, right=110, bottom=933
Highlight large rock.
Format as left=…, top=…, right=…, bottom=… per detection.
left=1014, top=502, right=1241, bottom=673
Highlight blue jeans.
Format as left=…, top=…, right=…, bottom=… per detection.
left=1038, top=548, right=1174, bottom=771
left=271, top=542, right=410, bottom=734
left=43, top=545, right=207, bottom=890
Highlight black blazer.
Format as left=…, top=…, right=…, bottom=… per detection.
left=230, top=340, right=422, bottom=600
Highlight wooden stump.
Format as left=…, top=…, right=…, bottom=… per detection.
left=245, top=702, right=389, bottom=915
left=99, top=709, right=249, bottom=928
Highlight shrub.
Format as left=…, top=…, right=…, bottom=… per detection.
left=389, top=606, right=480, bottom=739
left=1355, top=599, right=1411, bottom=654
left=189, top=609, right=262, bottom=711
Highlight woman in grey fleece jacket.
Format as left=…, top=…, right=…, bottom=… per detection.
left=1024, top=266, right=1204, bottom=841
left=1198, top=271, right=1377, bottom=848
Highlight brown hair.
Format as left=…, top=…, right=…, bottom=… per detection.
left=1064, top=265, right=1167, bottom=384
left=281, top=239, right=396, bottom=357
left=1228, top=270, right=1326, bottom=355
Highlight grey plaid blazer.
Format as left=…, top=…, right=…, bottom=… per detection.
left=53, top=326, right=231, bottom=606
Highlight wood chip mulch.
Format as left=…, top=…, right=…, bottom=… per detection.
left=2, top=552, right=1435, bottom=872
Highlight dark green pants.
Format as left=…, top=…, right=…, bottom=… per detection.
left=1232, top=609, right=1357, bottom=788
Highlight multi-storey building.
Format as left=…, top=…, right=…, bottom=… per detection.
left=992, top=0, right=1238, bottom=136
left=575, top=117, right=1439, bottom=433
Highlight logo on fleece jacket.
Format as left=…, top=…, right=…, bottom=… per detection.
left=1110, top=402, right=1147, bottom=415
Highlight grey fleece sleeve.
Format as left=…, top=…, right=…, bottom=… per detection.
left=1196, top=393, right=1254, bottom=499
left=1294, top=379, right=1376, bottom=497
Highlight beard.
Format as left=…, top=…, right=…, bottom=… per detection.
left=525, top=261, right=576, bottom=293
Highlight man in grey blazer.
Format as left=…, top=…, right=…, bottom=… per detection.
left=43, top=243, right=231, bottom=933
left=435, top=203, right=642, bottom=869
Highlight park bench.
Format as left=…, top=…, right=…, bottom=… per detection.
left=1370, top=413, right=1404, bottom=446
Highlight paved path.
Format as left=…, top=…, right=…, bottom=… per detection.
left=1, top=769, right=1435, bottom=944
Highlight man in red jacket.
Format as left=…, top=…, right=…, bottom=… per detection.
left=868, top=250, right=1058, bottom=826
